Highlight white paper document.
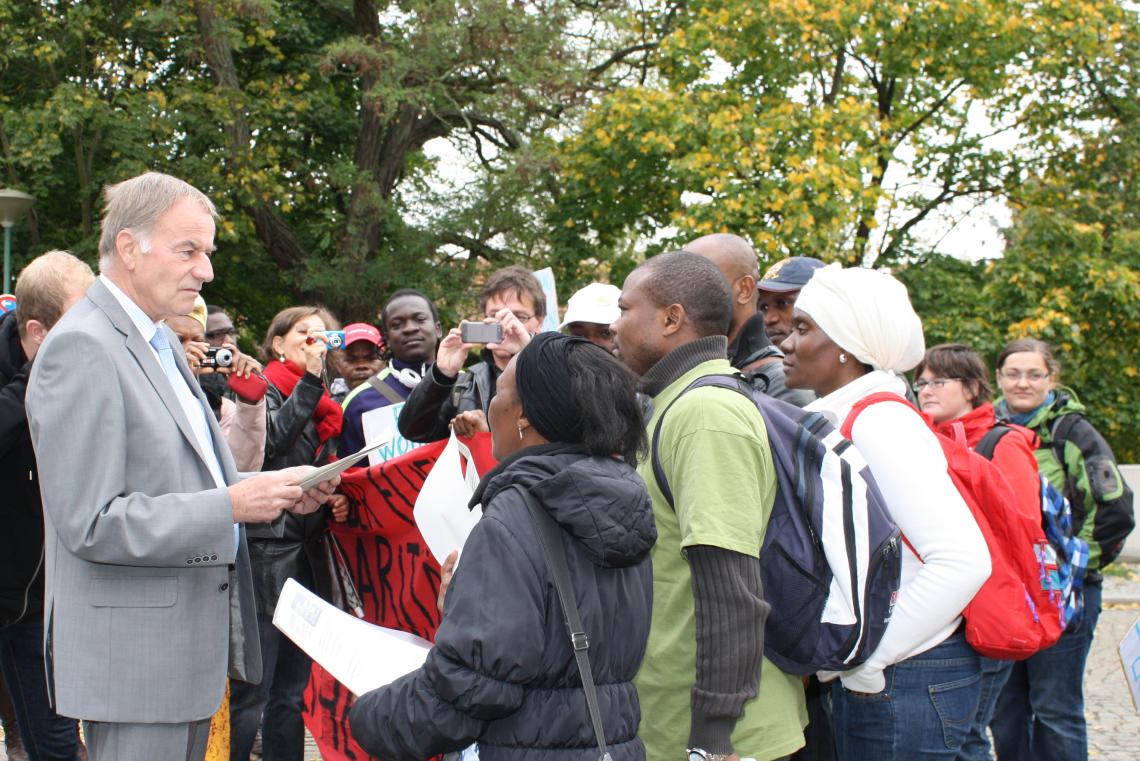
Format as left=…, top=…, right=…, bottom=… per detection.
left=413, top=433, right=483, bottom=564
left=361, top=402, right=430, bottom=466
left=299, top=435, right=393, bottom=489
left=273, top=578, right=432, bottom=696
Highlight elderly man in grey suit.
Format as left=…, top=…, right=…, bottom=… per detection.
left=26, top=172, right=337, bottom=761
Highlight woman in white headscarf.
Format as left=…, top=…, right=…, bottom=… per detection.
left=780, top=264, right=991, bottom=761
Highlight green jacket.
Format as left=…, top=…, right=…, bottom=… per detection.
left=997, top=387, right=1135, bottom=578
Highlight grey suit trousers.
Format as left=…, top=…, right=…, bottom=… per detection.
left=83, top=717, right=212, bottom=761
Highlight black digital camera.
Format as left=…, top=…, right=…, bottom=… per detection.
left=201, top=346, right=234, bottom=369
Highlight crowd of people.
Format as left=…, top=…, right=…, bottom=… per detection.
left=0, top=170, right=1134, bottom=761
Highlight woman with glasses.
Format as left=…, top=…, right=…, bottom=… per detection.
left=990, top=338, right=1134, bottom=761
left=913, top=344, right=1042, bottom=761
left=780, top=264, right=989, bottom=761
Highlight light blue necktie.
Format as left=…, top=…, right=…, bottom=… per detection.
left=150, top=327, right=239, bottom=553
left=149, top=327, right=186, bottom=391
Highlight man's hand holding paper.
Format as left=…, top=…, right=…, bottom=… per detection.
left=279, top=465, right=341, bottom=515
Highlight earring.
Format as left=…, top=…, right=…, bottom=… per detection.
left=279, top=354, right=286, bottom=363
left=517, top=423, right=525, bottom=440
left=839, top=353, right=848, bottom=364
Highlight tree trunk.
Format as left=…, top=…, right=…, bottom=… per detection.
left=192, top=0, right=309, bottom=273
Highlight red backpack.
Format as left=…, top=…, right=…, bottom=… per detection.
left=841, top=393, right=1064, bottom=660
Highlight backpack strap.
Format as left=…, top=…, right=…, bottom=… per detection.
left=839, top=392, right=932, bottom=562
left=974, top=424, right=1013, bottom=461
left=650, top=374, right=753, bottom=511
left=1048, top=413, right=1081, bottom=455
left=838, top=391, right=913, bottom=439
left=514, top=486, right=613, bottom=761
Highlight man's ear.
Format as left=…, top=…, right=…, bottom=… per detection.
left=25, top=319, right=49, bottom=346
left=435, top=322, right=443, bottom=339
left=115, top=229, right=141, bottom=270
left=661, top=303, right=685, bottom=337
left=735, top=275, right=757, bottom=306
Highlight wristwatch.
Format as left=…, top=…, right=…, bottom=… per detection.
left=687, top=749, right=729, bottom=761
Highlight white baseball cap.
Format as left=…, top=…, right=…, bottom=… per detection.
left=559, top=282, right=622, bottom=329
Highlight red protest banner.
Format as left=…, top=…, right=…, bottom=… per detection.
left=303, top=434, right=496, bottom=760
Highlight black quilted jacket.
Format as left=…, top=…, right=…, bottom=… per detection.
left=350, top=443, right=656, bottom=761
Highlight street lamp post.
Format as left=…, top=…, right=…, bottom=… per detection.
left=0, top=189, right=36, bottom=294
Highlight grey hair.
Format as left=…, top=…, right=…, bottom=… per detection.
left=98, top=172, right=218, bottom=271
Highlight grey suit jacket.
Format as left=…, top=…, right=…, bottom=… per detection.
left=26, top=279, right=262, bottom=723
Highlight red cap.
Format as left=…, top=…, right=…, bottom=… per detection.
left=343, top=323, right=382, bottom=347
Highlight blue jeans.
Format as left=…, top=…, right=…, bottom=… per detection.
left=0, top=617, right=81, bottom=761
left=989, top=583, right=1102, bottom=761
left=229, top=613, right=312, bottom=761
left=832, top=630, right=982, bottom=760
left=956, top=657, right=1013, bottom=761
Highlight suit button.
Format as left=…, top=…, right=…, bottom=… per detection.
left=185, top=559, right=193, bottom=565
left=218, top=582, right=229, bottom=592
left=210, top=554, right=218, bottom=561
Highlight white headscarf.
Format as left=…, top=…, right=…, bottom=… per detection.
left=794, top=263, right=925, bottom=373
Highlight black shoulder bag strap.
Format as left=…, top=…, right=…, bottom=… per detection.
left=974, top=423, right=1012, bottom=461
left=514, top=486, right=613, bottom=761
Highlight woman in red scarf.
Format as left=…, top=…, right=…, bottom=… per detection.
left=230, top=305, right=346, bottom=761
left=913, top=343, right=1042, bottom=761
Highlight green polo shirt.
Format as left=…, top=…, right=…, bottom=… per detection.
left=635, top=357, right=807, bottom=760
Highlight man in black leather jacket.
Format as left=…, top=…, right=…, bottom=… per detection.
left=398, top=266, right=546, bottom=442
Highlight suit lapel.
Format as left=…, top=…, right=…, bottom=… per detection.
left=88, top=281, right=221, bottom=477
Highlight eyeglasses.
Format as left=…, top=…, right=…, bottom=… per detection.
left=998, top=369, right=1051, bottom=382
left=204, top=328, right=236, bottom=340
left=485, top=311, right=536, bottom=324
left=912, top=377, right=960, bottom=392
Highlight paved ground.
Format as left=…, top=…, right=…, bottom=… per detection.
left=5, top=569, right=1140, bottom=761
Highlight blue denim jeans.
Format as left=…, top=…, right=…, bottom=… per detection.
left=955, top=657, right=1013, bottom=761
left=989, top=583, right=1102, bottom=761
left=0, top=617, right=82, bottom=761
left=831, top=630, right=982, bottom=761
left=229, top=613, right=312, bottom=761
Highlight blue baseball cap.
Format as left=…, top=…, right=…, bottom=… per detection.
left=758, top=256, right=826, bottom=293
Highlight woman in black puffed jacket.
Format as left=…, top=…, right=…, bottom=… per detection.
left=350, top=332, right=656, bottom=761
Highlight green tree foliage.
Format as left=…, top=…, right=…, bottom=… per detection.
left=547, top=0, right=1135, bottom=276
left=0, top=0, right=654, bottom=328
left=899, top=0, right=1140, bottom=458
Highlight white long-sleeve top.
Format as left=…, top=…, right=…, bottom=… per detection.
left=808, top=371, right=990, bottom=692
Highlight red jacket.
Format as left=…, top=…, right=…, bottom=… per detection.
left=934, top=402, right=1042, bottom=523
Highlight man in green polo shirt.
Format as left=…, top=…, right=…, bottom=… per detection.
left=613, top=250, right=806, bottom=761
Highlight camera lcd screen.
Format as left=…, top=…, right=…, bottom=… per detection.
left=461, top=322, right=504, bottom=344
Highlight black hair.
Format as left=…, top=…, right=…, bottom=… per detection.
left=205, top=304, right=226, bottom=315
left=638, top=250, right=733, bottom=337
left=382, top=288, right=439, bottom=325
left=565, top=341, right=647, bottom=465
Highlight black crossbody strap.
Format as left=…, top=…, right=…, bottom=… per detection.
left=515, top=486, right=613, bottom=761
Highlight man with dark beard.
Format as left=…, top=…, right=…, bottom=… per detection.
left=339, top=289, right=442, bottom=455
